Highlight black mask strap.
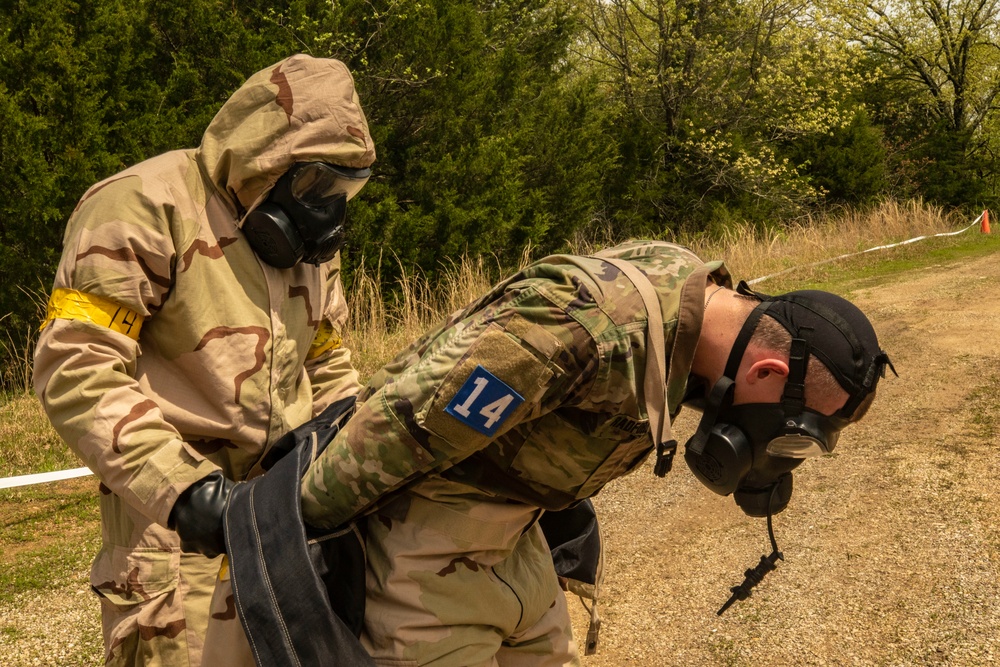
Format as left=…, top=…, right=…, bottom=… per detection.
left=723, top=300, right=772, bottom=380
left=688, top=297, right=770, bottom=459
left=687, top=376, right=735, bottom=457
left=736, top=280, right=770, bottom=300
left=782, top=331, right=811, bottom=416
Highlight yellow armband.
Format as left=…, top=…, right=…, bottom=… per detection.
left=307, top=319, right=343, bottom=360
left=40, top=288, right=144, bottom=340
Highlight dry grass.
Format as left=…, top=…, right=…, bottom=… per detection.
left=343, top=249, right=532, bottom=379
left=0, top=395, right=74, bottom=478
left=0, top=286, right=47, bottom=395
left=684, top=199, right=965, bottom=280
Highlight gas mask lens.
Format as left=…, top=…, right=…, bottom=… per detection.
left=764, top=412, right=843, bottom=459
left=765, top=434, right=828, bottom=458
left=290, top=163, right=371, bottom=208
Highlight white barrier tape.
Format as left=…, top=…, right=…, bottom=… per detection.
left=0, top=466, right=92, bottom=490
left=748, top=213, right=984, bottom=285
left=0, top=212, right=987, bottom=489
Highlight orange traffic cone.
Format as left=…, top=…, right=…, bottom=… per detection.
left=982, top=209, right=991, bottom=234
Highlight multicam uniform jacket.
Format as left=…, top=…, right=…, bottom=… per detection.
left=32, top=54, right=375, bottom=640
left=302, top=241, right=730, bottom=528
left=298, top=241, right=729, bottom=663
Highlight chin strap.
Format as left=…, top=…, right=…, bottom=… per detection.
left=716, top=484, right=785, bottom=615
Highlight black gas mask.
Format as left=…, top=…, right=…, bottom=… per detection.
left=685, top=367, right=850, bottom=518
left=243, top=162, right=370, bottom=269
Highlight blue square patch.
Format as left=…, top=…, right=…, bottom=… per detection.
left=444, top=365, right=525, bottom=437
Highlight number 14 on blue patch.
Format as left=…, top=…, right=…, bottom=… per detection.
left=445, top=365, right=525, bottom=436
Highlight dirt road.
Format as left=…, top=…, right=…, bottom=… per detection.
left=3, top=246, right=999, bottom=666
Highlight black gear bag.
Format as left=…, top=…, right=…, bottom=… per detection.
left=223, top=396, right=373, bottom=667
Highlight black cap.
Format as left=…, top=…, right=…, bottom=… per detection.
left=736, top=281, right=895, bottom=417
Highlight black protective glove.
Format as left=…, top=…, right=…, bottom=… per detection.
left=168, top=471, right=235, bottom=558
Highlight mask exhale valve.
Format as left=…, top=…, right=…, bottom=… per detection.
left=716, top=484, right=784, bottom=615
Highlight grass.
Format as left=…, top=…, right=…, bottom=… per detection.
left=684, top=199, right=972, bottom=281
left=343, top=252, right=513, bottom=379
left=0, top=481, right=100, bottom=601
left=0, top=394, right=80, bottom=479
left=0, top=532, right=99, bottom=604
left=753, top=223, right=1000, bottom=295
left=343, top=200, right=982, bottom=379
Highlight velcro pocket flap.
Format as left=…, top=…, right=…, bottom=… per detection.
left=90, top=545, right=179, bottom=608
left=418, top=324, right=554, bottom=452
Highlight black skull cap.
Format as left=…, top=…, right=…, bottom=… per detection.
left=736, top=281, right=895, bottom=418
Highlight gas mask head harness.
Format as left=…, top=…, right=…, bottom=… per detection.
left=243, top=161, right=371, bottom=269
left=684, top=281, right=894, bottom=614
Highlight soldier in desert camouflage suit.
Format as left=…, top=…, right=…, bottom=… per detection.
left=33, top=54, right=375, bottom=666
left=300, top=238, right=889, bottom=666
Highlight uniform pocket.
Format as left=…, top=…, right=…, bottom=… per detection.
left=90, top=545, right=180, bottom=610
left=506, top=411, right=652, bottom=501
left=577, top=431, right=652, bottom=498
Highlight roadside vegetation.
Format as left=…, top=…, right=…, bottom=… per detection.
left=341, top=198, right=981, bottom=377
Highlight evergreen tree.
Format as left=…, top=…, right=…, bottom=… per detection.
left=304, top=0, right=616, bottom=286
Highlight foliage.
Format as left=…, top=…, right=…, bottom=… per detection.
left=0, top=0, right=615, bottom=359
left=818, top=0, right=1000, bottom=209
left=0, top=0, right=324, bottom=386
left=576, top=0, right=869, bottom=232
left=0, top=0, right=998, bottom=384
left=307, top=0, right=618, bottom=288
left=787, top=107, right=888, bottom=205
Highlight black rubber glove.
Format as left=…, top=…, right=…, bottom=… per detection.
left=168, top=471, right=235, bottom=558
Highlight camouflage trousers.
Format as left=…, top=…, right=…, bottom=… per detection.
left=361, top=479, right=581, bottom=667
left=94, top=550, right=216, bottom=665
left=96, top=551, right=258, bottom=666
left=92, top=492, right=252, bottom=666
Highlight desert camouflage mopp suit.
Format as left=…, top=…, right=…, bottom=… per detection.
left=33, top=54, right=375, bottom=666
left=301, top=240, right=730, bottom=666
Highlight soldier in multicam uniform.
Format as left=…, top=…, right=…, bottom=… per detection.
left=300, top=240, right=892, bottom=666
left=33, top=54, right=375, bottom=666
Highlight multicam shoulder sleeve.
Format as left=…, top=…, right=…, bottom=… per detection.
left=300, top=286, right=595, bottom=529
left=33, top=176, right=219, bottom=527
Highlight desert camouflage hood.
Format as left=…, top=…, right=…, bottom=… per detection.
left=196, top=54, right=376, bottom=221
